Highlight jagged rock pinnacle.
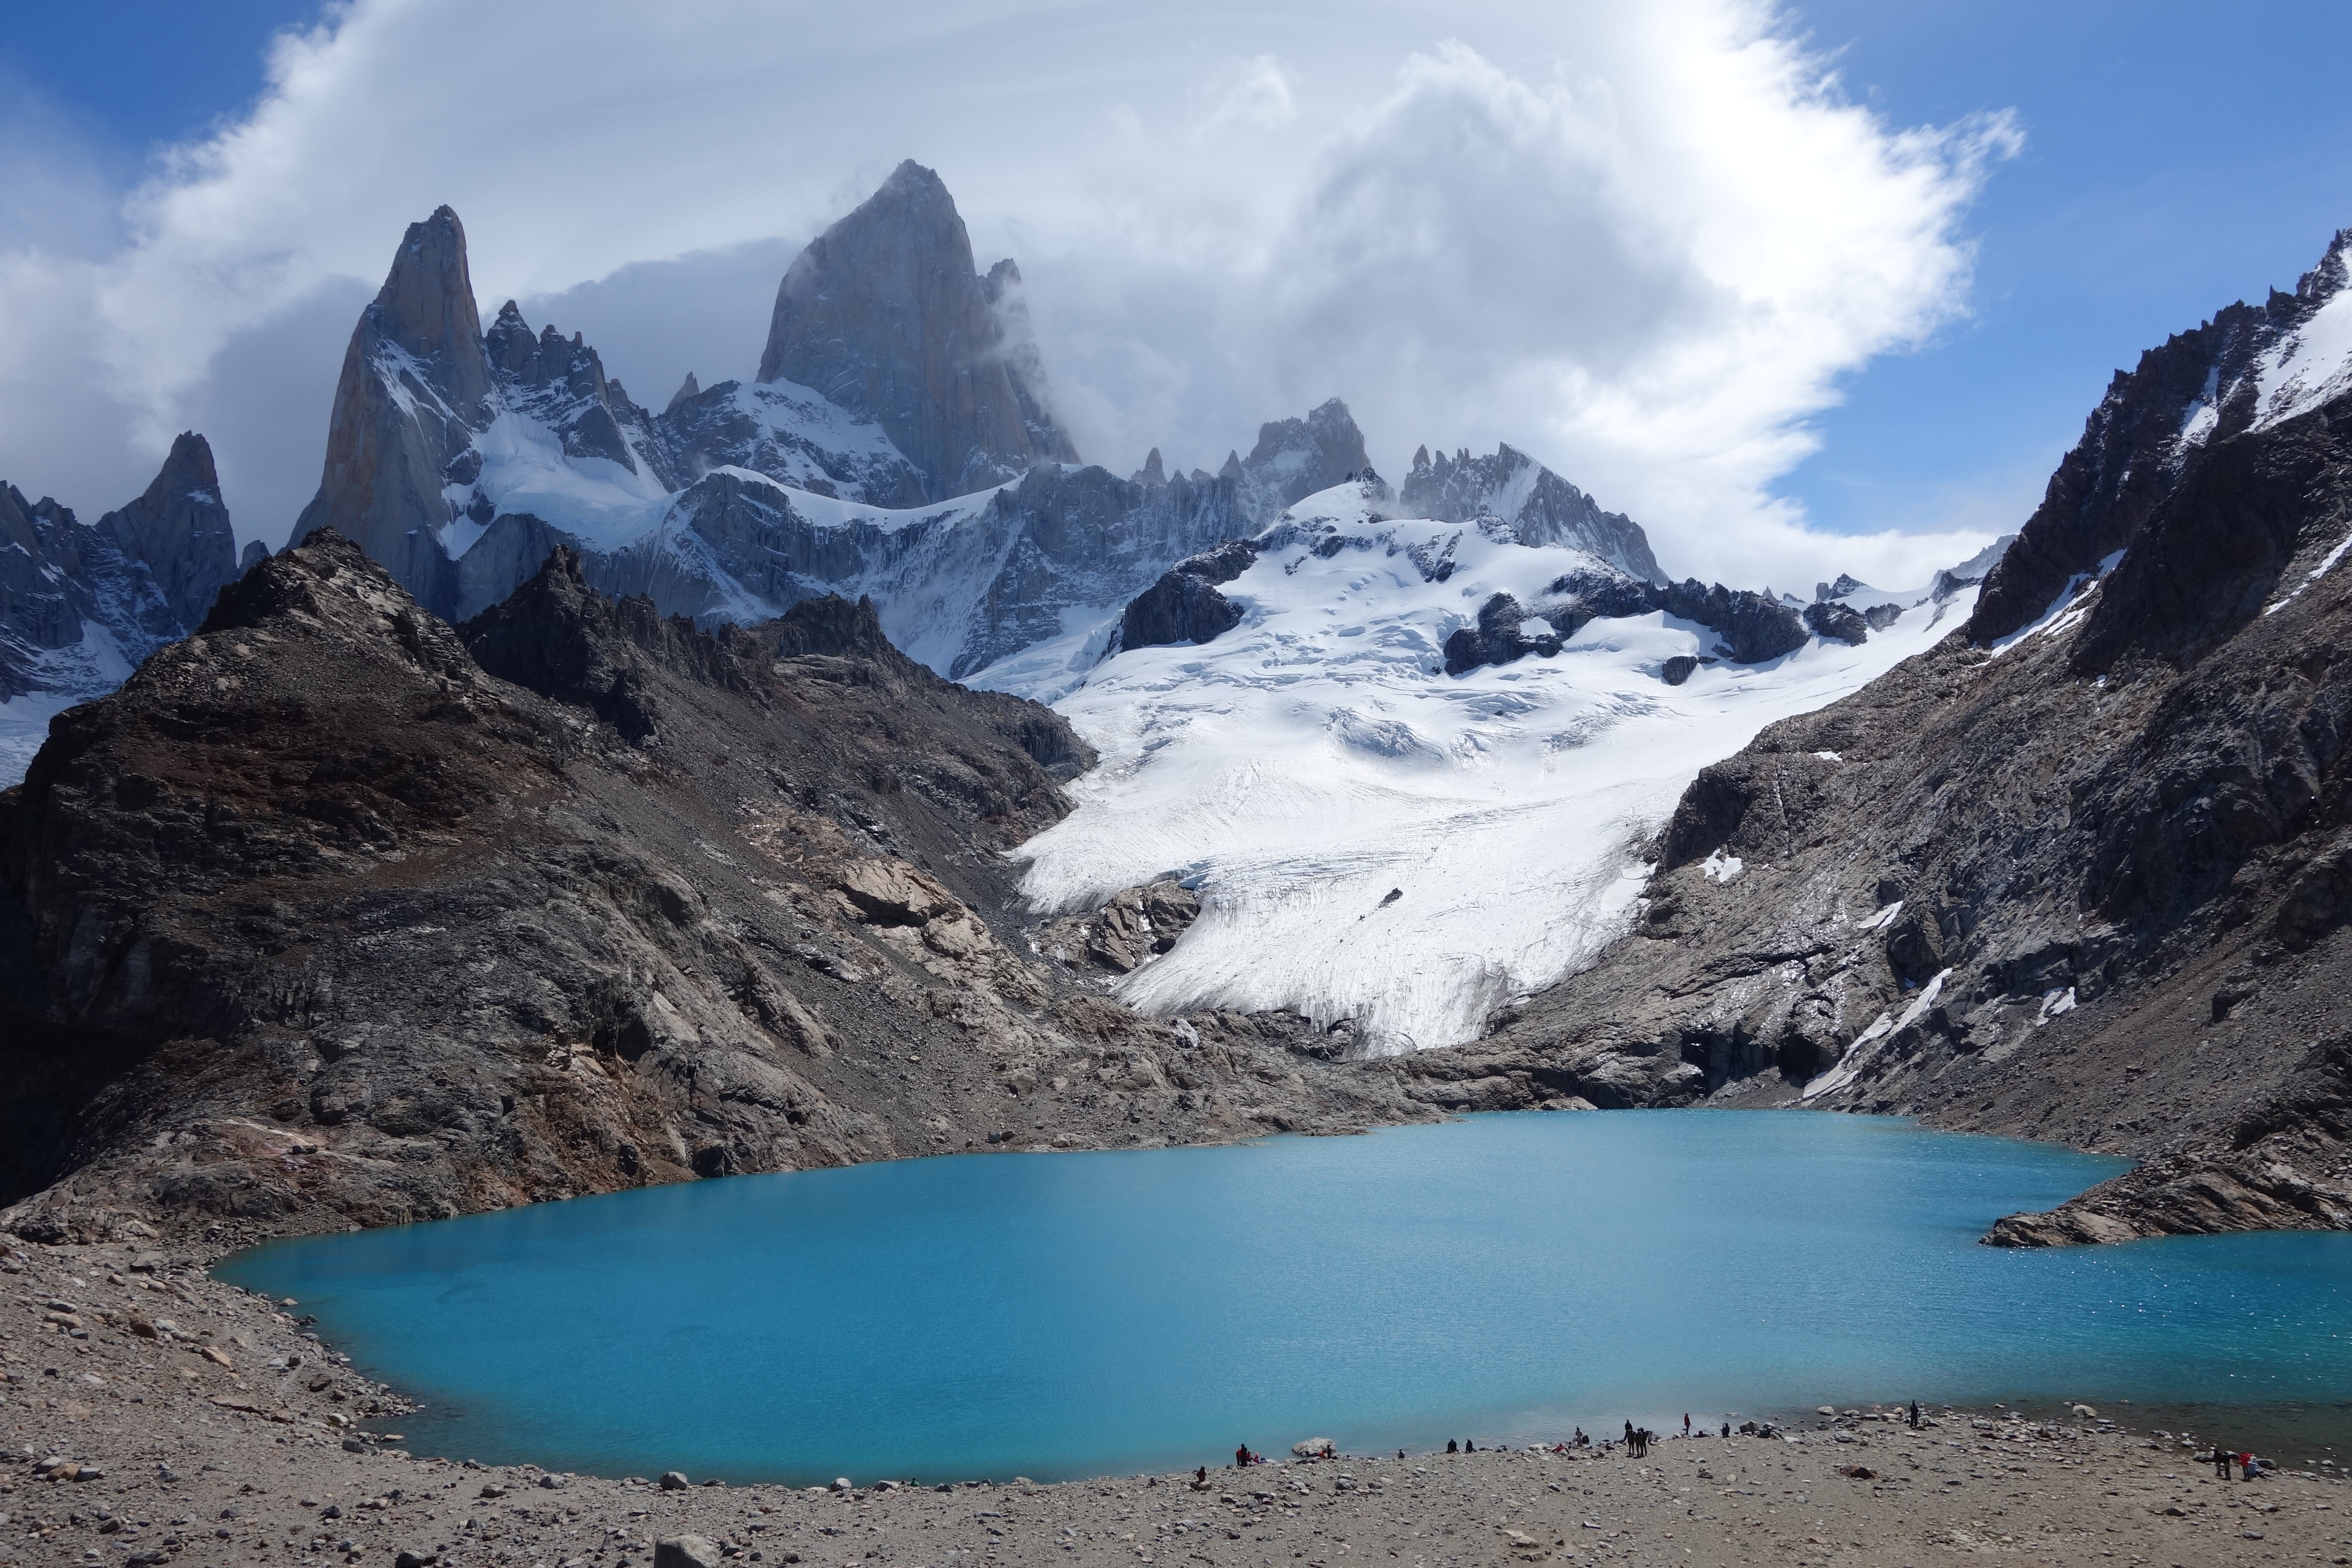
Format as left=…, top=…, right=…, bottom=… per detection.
left=757, top=159, right=1076, bottom=499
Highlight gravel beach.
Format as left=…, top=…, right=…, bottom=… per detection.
left=7, top=1235, right=2347, bottom=1568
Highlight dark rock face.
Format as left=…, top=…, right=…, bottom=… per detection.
left=1174, top=538, right=1259, bottom=587
left=0, top=533, right=1438, bottom=1239
left=1655, top=579, right=1807, bottom=664
left=1443, top=592, right=1561, bottom=675
left=1117, top=540, right=1259, bottom=650
left=1660, top=655, right=1699, bottom=686
left=1431, top=565, right=1812, bottom=678
left=1968, top=228, right=2352, bottom=644
left=1403, top=443, right=1665, bottom=583
left=757, top=160, right=1075, bottom=500
left=1420, top=380, right=2352, bottom=1247
left=1120, top=570, right=1244, bottom=651
left=1802, top=601, right=1869, bottom=645
left=94, top=433, right=241, bottom=633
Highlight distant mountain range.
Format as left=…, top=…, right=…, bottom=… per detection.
left=0, top=162, right=1690, bottom=780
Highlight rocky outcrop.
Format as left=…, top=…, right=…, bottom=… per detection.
left=0, top=533, right=1436, bottom=1241
left=1968, top=228, right=2352, bottom=643
left=1443, top=592, right=1561, bottom=675
left=482, top=302, right=669, bottom=480
left=758, top=160, right=1077, bottom=500
left=1656, top=579, right=1808, bottom=663
left=1030, top=880, right=1204, bottom=975
left=94, top=433, right=240, bottom=633
left=1437, top=565, right=1809, bottom=677
left=1117, top=540, right=1259, bottom=652
left=1402, top=443, right=1665, bottom=583
left=1802, top=601, right=1869, bottom=645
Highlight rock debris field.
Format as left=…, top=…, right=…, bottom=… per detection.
left=7, top=1236, right=2350, bottom=1568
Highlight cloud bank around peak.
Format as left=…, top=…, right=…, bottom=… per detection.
left=0, top=0, right=2017, bottom=587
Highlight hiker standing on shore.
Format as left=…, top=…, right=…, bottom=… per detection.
left=1909, top=1401, right=1921, bottom=1429
left=2211, top=1446, right=2232, bottom=1480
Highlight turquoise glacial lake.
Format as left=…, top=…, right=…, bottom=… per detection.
left=215, top=1111, right=2352, bottom=1483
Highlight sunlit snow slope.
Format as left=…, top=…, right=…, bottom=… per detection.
left=993, top=483, right=1981, bottom=1053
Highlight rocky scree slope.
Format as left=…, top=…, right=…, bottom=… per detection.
left=0, top=534, right=1437, bottom=1246
left=1416, top=372, right=2352, bottom=1246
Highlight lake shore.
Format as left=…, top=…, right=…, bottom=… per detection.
left=8, top=1232, right=2350, bottom=1568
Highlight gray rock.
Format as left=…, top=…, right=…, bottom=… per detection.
left=654, top=1537, right=724, bottom=1568
left=1403, top=442, right=1664, bottom=583
left=659, top=1471, right=690, bottom=1491
left=1660, top=655, right=1699, bottom=686
left=1231, top=400, right=1369, bottom=521
left=1119, top=570, right=1243, bottom=650
left=1443, top=591, right=1561, bottom=676
left=759, top=160, right=1074, bottom=500
left=293, top=206, right=490, bottom=608
left=94, top=432, right=241, bottom=632
left=1802, top=601, right=1869, bottom=645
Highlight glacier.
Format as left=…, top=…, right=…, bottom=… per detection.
left=992, top=479, right=1988, bottom=1053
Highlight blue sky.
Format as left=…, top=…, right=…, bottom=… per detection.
left=1783, top=0, right=2352, bottom=537
left=1, top=1, right=2347, bottom=578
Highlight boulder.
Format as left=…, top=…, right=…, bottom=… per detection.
left=654, top=1537, right=724, bottom=1568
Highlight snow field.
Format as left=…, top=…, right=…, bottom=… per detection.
left=1001, top=483, right=1983, bottom=1053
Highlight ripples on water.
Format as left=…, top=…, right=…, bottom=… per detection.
left=217, top=1111, right=2352, bottom=1481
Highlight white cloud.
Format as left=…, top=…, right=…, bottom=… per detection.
left=0, top=0, right=2016, bottom=584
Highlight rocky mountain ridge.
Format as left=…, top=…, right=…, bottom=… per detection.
left=1968, top=227, right=2352, bottom=643
left=1418, top=234, right=2352, bottom=1246
left=0, top=531, right=1441, bottom=1243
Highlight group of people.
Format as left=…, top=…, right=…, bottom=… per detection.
left=2212, top=1446, right=2272, bottom=1480
left=1232, top=1401, right=1946, bottom=1472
